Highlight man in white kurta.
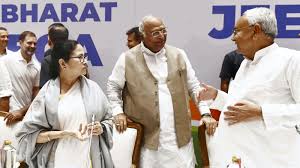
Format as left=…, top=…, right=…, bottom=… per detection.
left=107, top=15, right=217, bottom=168
left=1, top=31, right=40, bottom=147
left=200, top=8, right=300, bottom=168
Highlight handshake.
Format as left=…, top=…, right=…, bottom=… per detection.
left=197, top=83, right=218, bottom=102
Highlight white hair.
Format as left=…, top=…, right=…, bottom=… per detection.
left=243, top=7, right=277, bottom=38
left=138, top=15, right=164, bottom=36
left=138, top=15, right=155, bottom=36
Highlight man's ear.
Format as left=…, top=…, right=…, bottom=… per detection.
left=19, top=40, right=23, bottom=46
left=48, top=39, right=53, bottom=48
left=252, top=23, right=262, bottom=40
left=253, top=23, right=263, bottom=34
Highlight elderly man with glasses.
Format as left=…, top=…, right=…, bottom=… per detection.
left=199, top=7, right=300, bottom=167
left=107, top=15, right=217, bottom=168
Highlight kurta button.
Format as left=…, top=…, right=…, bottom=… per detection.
left=155, top=101, right=158, bottom=106
left=155, top=91, right=158, bottom=95
left=154, top=81, right=158, bottom=85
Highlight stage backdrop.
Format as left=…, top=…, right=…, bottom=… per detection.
left=1, top=0, right=300, bottom=124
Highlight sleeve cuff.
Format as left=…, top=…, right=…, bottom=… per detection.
left=0, top=90, right=12, bottom=98
left=210, top=90, right=227, bottom=111
left=112, top=106, right=124, bottom=116
left=198, top=101, right=211, bottom=115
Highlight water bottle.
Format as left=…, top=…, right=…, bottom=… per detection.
left=0, top=140, right=17, bottom=168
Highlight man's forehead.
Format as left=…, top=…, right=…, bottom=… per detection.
left=23, top=35, right=37, bottom=42
left=127, top=33, right=136, bottom=39
left=235, top=16, right=249, bottom=28
left=144, top=19, right=165, bottom=31
left=0, top=30, right=8, bottom=35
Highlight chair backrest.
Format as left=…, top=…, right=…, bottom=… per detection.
left=110, top=122, right=143, bottom=168
left=198, top=109, right=221, bottom=168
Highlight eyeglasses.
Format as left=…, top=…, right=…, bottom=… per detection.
left=70, top=54, right=88, bottom=63
left=233, top=25, right=254, bottom=36
left=151, top=28, right=167, bottom=38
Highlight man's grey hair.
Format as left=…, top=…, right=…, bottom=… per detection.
left=139, top=15, right=164, bottom=36
left=243, top=7, right=277, bottom=38
left=139, top=15, right=155, bottom=36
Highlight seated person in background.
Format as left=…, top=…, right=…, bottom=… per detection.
left=17, top=40, right=114, bottom=168
left=219, top=50, right=244, bottom=93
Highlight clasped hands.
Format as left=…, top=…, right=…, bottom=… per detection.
left=62, top=122, right=103, bottom=141
left=4, top=110, right=24, bottom=126
left=198, top=83, right=263, bottom=126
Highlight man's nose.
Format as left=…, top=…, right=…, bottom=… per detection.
left=30, top=44, right=36, bottom=48
left=231, top=34, right=236, bottom=41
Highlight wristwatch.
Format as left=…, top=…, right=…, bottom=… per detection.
left=201, top=113, right=212, bottom=118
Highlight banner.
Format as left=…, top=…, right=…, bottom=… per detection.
left=1, top=0, right=300, bottom=122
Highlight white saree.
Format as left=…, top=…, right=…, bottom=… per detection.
left=16, top=76, right=114, bottom=168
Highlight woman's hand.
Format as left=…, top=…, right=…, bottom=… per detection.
left=65, top=121, right=104, bottom=139
left=87, top=121, right=103, bottom=136
left=61, top=130, right=88, bottom=141
left=61, top=123, right=89, bottom=141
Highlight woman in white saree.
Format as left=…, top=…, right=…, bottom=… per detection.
left=16, top=40, right=114, bottom=168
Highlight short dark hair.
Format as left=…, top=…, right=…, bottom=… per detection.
left=48, top=23, right=65, bottom=31
left=0, top=27, right=7, bottom=31
left=48, top=26, right=69, bottom=45
left=19, top=31, right=36, bottom=42
left=126, top=26, right=142, bottom=42
left=49, top=40, right=78, bottom=79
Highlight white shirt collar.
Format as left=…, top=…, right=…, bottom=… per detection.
left=16, top=49, right=34, bottom=65
left=0, top=48, right=7, bottom=56
left=141, top=42, right=166, bottom=57
left=251, top=43, right=278, bottom=64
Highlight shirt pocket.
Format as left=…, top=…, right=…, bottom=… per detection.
left=242, top=80, right=287, bottom=105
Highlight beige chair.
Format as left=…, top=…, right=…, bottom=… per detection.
left=110, top=122, right=143, bottom=168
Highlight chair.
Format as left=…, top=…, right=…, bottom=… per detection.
left=110, top=122, right=143, bottom=168
left=198, top=109, right=221, bottom=168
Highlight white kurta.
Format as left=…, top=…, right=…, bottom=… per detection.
left=139, top=45, right=195, bottom=168
left=0, top=60, right=15, bottom=146
left=107, top=43, right=208, bottom=168
left=3, top=50, right=40, bottom=112
left=208, top=43, right=300, bottom=168
left=54, top=81, right=90, bottom=168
